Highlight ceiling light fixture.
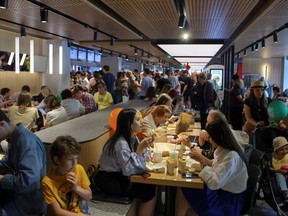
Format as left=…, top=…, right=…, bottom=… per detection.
left=178, top=14, right=186, bottom=29
left=134, top=48, right=138, bottom=55
left=126, top=55, right=128, bottom=61
left=261, top=38, right=266, bottom=48
left=183, top=33, right=189, bottom=39
left=99, top=49, right=103, bottom=55
left=255, top=42, right=259, bottom=51
left=20, top=26, right=26, bottom=37
left=251, top=45, right=255, bottom=53
left=244, top=49, right=247, bottom=56
left=0, top=0, right=8, bottom=9
left=118, top=54, right=121, bottom=59
left=110, top=37, right=115, bottom=46
left=147, top=53, right=150, bottom=58
left=40, top=7, right=48, bottom=23
left=109, top=51, right=112, bottom=56
left=93, top=30, right=98, bottom=40
left=273, top=31, right=278, bottom=43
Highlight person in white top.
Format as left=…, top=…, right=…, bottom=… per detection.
left=175, top=118, right=248, bottom=216
left=60, top=89, right=85, bottom=120
left=43, top=95, right=67, bottom=128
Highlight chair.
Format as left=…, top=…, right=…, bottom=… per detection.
left=241, top=164, right=262, bottom=215
left=249, top=148, right=264, bottom=167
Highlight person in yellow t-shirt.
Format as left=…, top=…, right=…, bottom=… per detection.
left=93, top=83, right=113, bottom=110
left=41, top=136, right=92, bottom=215
left=271, top=136, right=288, bottom=202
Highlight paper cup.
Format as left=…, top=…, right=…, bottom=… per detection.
left=178, top=159, right=186, bottom=173
left=170, top=150, right=179, bottom=167
left=166, top=158, right=175, bottom=175
left=167, top=135, right=174, bottom=143
left=153, top=150, right=163, bottom=163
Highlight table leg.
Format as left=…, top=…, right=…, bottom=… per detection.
left=165, top=186, right=176, bottom=216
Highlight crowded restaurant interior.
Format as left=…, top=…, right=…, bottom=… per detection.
left=1, top=0, right=288, bottom=215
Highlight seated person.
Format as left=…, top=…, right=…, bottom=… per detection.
left=73, top=86, right=97, bottom=114
left=8, top=93, right=39, bottom=131
left=175, top=118, right=248, bottom=216
left=41, top=135, right=92, bottom=215
left=36, top=86, right=55, bottom=109
left=141, top=105, right=172, bottom=139
left=10, top=85, right=31, bottom=104
left=95, top=109, right=156, bottom=216
left=270, top=136, right=288, bottom=202
left=143, top=93, right=172, bottom=117
left=172, top=94, right=185, bottom=116
left=43, top=95, right=67, bottom=128
left=0, top=87, right=12, bottom=108
left=61, top=89, right=85, bottom=120
left=93, top=83, right=113, bottom=110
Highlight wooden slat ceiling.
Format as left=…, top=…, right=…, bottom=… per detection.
left=0, top=0, right=287, bottom=66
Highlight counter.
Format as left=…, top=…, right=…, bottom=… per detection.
left=35, top=100, right=153, bottom=170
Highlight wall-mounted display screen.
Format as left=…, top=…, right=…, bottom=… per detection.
left=87, top=50, right=94, bottom=62
left=70, top=46, right=78, bottom=59
left=210, top=69, right=223, bottom=90
left=95, top=51, right=101, bottom=63
left=78, top=47, right=87, bottom=61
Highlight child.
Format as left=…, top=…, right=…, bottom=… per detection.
left=271, top=136, right=288, bottom=202
left=41, top=135, right=92, bottom=215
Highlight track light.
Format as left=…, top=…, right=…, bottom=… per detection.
left=118, top=54, right=121, bottom=59
left=99, top=49, right=103, bottom=55
left=0, top=0, right=8, bottom=9
left=273, top=31, right=278, bottom=43
left=93, top=31, right=98, bottom=40
left=109, top=51, right=112, bottom=56
left=178, top=14, right=186, bottom=29
left=261, top=38, right=266, bottom=48
left=110, top=37, right=115, bottom=46
left=236, top=53, right=240, bottom=59
left=141, top=51, right=144, bottom=57
left=147, top=53, right=150, bottom=58
left=20, top=26, right=26, bottom=37
left=244, top=49, right=247, bottom=56
left=126, top=55, right=128, bottom=61
left=40, top=7, right=48, bottom=23
left=251, top=45, right=255, bottom=53
left=255, top=42, right=259, bottom=51
left=134, top=48, right=138, bottom=55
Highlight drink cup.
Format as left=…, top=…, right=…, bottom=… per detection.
left=166, top=158, right=175, bottom=175
left=178, top=159, right=186, bottom=173
left=170, top=150, right=179, bottom=167
left=153, top=150, right=163, bottom=163
left=167, top=135, right=174, bottom=143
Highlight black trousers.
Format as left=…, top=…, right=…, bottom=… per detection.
left=229, top=106, right=243, bottom=130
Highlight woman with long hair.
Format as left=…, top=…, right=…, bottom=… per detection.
left=243, top=80, right=269, bottom=136
left=175, top=118, right=248, bottom=216
left=96, top=108, right=156, bottom=216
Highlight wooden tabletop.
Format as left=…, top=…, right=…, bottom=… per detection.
left=130, top=170, right=204, bottom=189
left=167, top=122, right=201, bottom=129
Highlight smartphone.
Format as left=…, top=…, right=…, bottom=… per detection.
left=39, top=108, right=47, bottom=116
left=181, top=173, right=198, bottom=179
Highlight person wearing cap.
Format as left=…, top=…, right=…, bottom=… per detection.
left=271, top=136, right=288, bottom=202
left=243, top=80, right=270, bottom=136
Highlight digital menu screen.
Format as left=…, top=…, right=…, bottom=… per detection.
left=87, top=50, right=95, bottom=62
left=78, top=47, right=87, bottom=61
left=95, top=51, right=101, bottom=63
left=70, top=46, right=78, bottom=59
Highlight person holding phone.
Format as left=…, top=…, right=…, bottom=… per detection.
left=175, top=118, right=248, bottom=216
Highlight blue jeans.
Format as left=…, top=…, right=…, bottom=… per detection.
left=276, top=172, right=287, bottom=191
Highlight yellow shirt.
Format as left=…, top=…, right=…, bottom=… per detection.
left=272, top=153, right=288, bottom=170
left=41, top=164, right=90, bottom=213
left=94, top=91, right=113, bottom=110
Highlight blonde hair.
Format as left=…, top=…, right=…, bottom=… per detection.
left=17, top=93, right=32, bottom=107
left=152, top=105, right=171, bottom=117
left=42, top=86, right=55, bottom=97
left=208, top=110, right=228, bottom=122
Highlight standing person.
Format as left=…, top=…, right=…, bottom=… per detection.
left=139, top=68, right=154, bottom=100
left=193, top=72, right=215, bottom=129
left=228, top=74, right=244, bottom=130
left=166, top=70, right=180, bottom=91
left=243, top=80, right=269, bottom=136
left=272, top=86, right=283, bottom=100
left=181, top=70, right=193, bottom=108
left=41, top=135, right=92, bottom=215
left=95, top=109, right=156, bottom=216
left=101, top=65, right=115, bottom=95
left=175, top=118, right=248, bottom=216
left=0, top=110, right=46, bottom=216
left=89, top=71, right=105, bottom=96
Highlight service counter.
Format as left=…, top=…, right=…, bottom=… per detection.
left=35, top=100, right=153, bottom=170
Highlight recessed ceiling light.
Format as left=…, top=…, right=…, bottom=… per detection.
left=183, top=33, right=189, bottom=39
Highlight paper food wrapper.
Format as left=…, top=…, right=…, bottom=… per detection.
left=151, top=126, right=167, bottom=142
left=175, top=113, right=192, bottom=134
